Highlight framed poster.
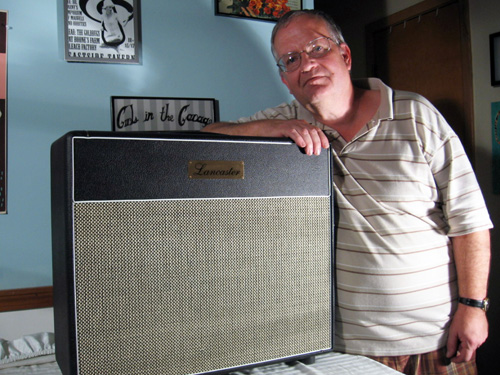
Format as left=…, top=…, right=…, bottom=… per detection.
left=492, top=101, right=500, bottom=194
left=216, top=0, right=302, bottom=22
left=112, top=97, right=219, bottom=132
left=64, top=0, right=141, bottom=64
left=0, top=10, right=7, bottom=214
left=490, top=32, right=500, bottom=86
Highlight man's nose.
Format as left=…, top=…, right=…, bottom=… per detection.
left=299, top=51, right=318, bottom=72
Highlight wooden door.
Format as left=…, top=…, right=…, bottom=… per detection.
left=367, top=0, right=474, bottom=162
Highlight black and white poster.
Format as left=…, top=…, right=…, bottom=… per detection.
left=64, top=0, right=141, bottom=64
left=112, top=97, right=219, bottom=132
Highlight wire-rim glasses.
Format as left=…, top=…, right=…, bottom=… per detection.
left=277, top=36, right=338, bottom=73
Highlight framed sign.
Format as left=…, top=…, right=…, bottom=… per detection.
left=112, top=97, right=219, bottom=132
left=490, top=32, right=500, bottom=86
left=492, top=101, right=500, bottom=194
left=0, top=10, right=7, bottom=214
left=64, top=0, right=141, bottom=64
left=216, top=0, right=302, bottom=22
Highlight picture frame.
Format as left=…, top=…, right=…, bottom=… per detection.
left=215, top=0, right=302, bottom=22
left=112, top=97, right=219, bottom=132
left=0, top=10, right=7, bottom=214
left=64, top=0, right=141, bottom=64
left=491, top=101, right=500, bottom=194
left=490, top=31, right=500, bottom=86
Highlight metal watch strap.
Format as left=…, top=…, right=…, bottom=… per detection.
left=458, top=297, right=489, bottom=312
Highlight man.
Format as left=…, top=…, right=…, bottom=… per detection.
left=203, top=10, right=492, bottom=375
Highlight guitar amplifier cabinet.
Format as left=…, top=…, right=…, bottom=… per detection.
left=51, top=131, right=334, bottom=375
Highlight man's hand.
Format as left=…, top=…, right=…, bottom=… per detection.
left=202, top=119, right=330, bottom=155
left=446, top=303, right=488, bottom=363
left=279, top=119, right=330, bottom=155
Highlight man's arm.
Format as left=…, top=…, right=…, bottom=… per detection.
left=203, top=119, right=329, bottom=156
left=446, top=229, right=491, bottom=362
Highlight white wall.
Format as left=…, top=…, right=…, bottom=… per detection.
left=0, top=307, right=54, bottom=340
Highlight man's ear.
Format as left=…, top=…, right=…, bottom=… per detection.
left=280, top=72, right=292, bottom=93
left=339, top=43, right=352, bottom=71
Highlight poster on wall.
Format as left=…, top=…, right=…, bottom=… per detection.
left=216, top=0, right=302, bottom=21
left=490, top=32, right=500, bottom=86
left=492, top=101, right=500, bottom=194
left=112, top=97, right=219, bottom=132
left=0, top=10, right=7, bottom=214
left=64, top=0, right=141, bottom=64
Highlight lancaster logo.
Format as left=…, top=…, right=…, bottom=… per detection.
left=188, top=161, right=244, bottom=180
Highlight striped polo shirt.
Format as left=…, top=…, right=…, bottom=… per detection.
left=236, top=78, right=493, bottom=356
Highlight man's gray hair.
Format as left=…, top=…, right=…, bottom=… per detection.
left=271, top=9, right=346, bottom=61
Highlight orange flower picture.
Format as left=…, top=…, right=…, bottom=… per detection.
left=217, top=0, right=302, bottom=21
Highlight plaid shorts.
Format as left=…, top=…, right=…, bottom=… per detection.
left=368, top=347, right=477, bottom=375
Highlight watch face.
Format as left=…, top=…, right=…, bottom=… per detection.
left=484, top=298, right=490, bottom=312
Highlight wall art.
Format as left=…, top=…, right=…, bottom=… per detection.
left=0, top=10, right=7, bottom=214
left=112, top=97, right=219, bottom=131
left=64, top=0, right=141, bottom=64
left=216, top=0, right=302, bottom=22
left=492, top=101, right=500, bottom=194
left=490, top=31, right=500, bottom=86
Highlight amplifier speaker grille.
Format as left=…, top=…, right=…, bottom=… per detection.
left=72, top=196, right=332, bottom=375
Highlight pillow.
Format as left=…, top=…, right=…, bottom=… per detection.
left=0, top=332, right=55, bottom=369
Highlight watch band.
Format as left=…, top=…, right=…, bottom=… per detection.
left=458, top=297, right=490, bottom=312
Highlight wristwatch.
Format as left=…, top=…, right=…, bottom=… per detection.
left=458, top=297, right=490, bottom=312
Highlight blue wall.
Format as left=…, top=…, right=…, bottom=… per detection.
left=0, top=0, right=313, bottom=290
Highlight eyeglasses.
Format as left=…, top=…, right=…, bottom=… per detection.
left=276, top=36, right=338, bottom=73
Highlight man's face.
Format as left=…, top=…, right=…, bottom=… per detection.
left=274, top=16, right=352, bottom=110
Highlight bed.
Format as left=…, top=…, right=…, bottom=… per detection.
left=0, top=332, right=403, bottom=375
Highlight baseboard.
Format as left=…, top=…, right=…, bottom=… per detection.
left=0, top=286, right=53, bottom=312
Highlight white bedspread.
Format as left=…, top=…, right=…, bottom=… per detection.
left=0, top=333, right=402, bottom=375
